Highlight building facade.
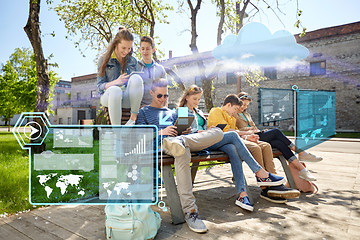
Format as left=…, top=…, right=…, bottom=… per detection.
left=54, top=74, right=100, bottom=125
left=164, top=21, right=360, bottom=132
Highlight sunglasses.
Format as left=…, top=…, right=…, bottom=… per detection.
left=239, top=95, right=252, bottom=100
left=157, top=94, right=169, bottom=99
left=189, top=87, right=202, bottom=93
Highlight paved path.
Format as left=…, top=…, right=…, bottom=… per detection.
left=1, top=140, right=359, bottom=239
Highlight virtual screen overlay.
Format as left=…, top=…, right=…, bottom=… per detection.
left=296, top=90, right=336, bottom=151
left=258, top=88, right=336, bottom=151
left=13, top=112, right=159, bottom=205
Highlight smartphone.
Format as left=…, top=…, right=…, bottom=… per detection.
left=216, top=124, right=227, bottom=130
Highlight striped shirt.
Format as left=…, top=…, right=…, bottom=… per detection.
left=136, top=105, right=176, bottom=136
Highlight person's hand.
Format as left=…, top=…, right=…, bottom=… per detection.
left=246, top=134, right=259, bottom=143
left=160, top=126, right=178, bottom=137
left=113, top=73, right=129, bottom=86
left=181, top=127, right=192, bottom=135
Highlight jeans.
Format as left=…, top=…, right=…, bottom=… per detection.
left=206, top=131, right=262, bottom=194
left=100, top=74, right=144, bottom=125
left=258, top=128, right=297, bottom=163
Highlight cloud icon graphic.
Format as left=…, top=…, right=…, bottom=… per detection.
left=212, top=22, right=309, bottom=66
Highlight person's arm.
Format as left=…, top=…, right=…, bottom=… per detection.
left=97, top=56, right=107, bottom=94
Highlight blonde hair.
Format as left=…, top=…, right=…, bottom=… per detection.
left=98, top=27, right=134, bottom=77
left=178, top=85, right=203, bottom=107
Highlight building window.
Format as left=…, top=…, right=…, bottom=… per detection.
left=264, top=67, right=277, bottom=80
left=76, top=92, right=81, bottom=100
left=59, top=118, right=63, bottom=124
left=195, top=76, right=202, bottom=86
left=67, top=117, right=71, bottom=125
left=310, top=61, right=326, bottom=76
left=91, top=90, right=97, bottom=98
left=226, top=73, right=237, bottom=84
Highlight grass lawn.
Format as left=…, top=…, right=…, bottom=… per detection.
left=0, top=132, right=34, bottom=216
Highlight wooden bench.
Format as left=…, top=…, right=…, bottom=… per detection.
left=101, top=107, right=296, bottom=224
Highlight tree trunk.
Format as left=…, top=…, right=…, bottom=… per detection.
left=7, top=113, right=10, bottom=132
left=24, top=0, right=50, bottom=114
left=24, top=0, right=48, bottom=152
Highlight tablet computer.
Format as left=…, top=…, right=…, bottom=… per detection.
left=174, top=116, right=195, bottom=135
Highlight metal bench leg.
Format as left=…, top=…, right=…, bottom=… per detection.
left=191, top=162, right=200, bottom=184
left=161, top=165, right=185, bottom=225
left=277, top=155, right=297, bottom=189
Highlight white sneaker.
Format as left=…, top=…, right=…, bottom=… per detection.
left=125, top=119, right=136, bottom=125
left=184, top=211, right=207, bottom=233
left=298, top=169, right=317, bottom=181
left=162, top=137, right=185, bottom=157
left=299, top=152, right=323, bottom=162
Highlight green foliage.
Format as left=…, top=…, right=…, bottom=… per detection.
left=0, top=48, right=59, bottom=125
left=243, top=69, right=267, bottom=87
left=0, top=132, right=35, bottom=215
left=53, top=0, right=172, bottom=59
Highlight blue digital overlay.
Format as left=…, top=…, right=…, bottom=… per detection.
left=212, top=22, right=309, bottom=66
left=12, top=112, right=159, bottom=205
left=295, top=90, right=336, bottom=151
left=258, top=88, right=294, bottom=124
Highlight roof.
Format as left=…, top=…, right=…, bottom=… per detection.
left=295, top=21, right=360, bottom=42
left=71, top=73, right=97, bottom=82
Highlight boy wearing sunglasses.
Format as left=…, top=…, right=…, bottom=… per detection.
left=136, top=78, right=224, bottom=233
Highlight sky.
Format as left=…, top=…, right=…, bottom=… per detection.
left=0, top=0, right=359, bottom=81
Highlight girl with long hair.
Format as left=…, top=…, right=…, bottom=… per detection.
left=97, top=27, right=144, bottom=125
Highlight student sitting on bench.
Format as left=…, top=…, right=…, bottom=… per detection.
left=136, top=79, right=286, bottom=233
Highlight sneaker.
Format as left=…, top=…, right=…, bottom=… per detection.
left=260, top=189, right=287, bottom=204
left=256, top=173, right=286, bottom=187
left=267, top=185, right=300, bottom=199
left=298, top=169, right=317, bottom=181
left=125, top=119, right=136, bottom=125
left=184, top=211, right=207, bottom=233
left=162, top=137, right=186, bottom=157
left=235, top=196, right=254, bottom=212
left=299, top=152, right=323, bottom=162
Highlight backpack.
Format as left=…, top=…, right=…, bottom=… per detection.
left=105, top=204, right=161, bottom=240
left=286, top=162, right=319, bottom=193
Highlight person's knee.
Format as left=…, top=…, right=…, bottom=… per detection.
left=128, top=75, right=144, bottom=88
left=211, top=128, right=224, bottom=142
left=107, top=86, right=123, bottom=100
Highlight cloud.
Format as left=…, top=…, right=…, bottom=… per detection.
left=212, top=22, right=309, bottom=67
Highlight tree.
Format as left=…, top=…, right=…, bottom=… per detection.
left=53, top=0, right=172, bottom=58
left=0, top=63, right=22, bottom=131
left=0, top=48, right=58, bottom=132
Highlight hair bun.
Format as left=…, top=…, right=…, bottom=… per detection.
left=119, top=26, right=126, bottom=31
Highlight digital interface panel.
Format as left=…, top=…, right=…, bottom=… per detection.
left=13, top=112, right=158, bottom=205
left=295, top=90, right=336, bottom=151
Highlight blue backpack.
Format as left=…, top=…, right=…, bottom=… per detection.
left=105, top=204, right=161, bottom=240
